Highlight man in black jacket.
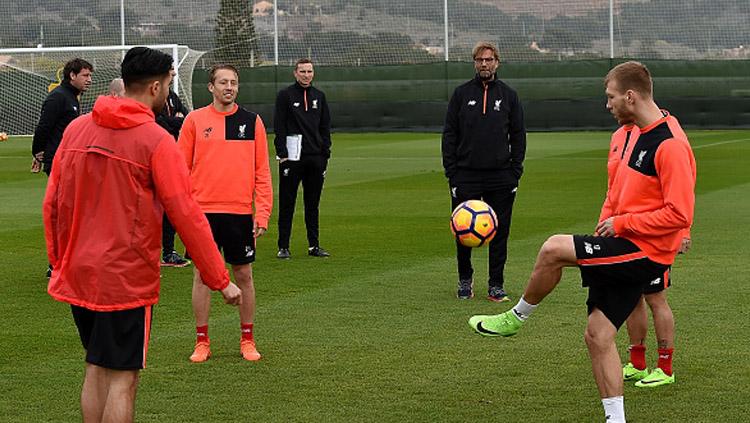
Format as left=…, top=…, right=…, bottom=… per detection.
left=32, top=58, right=93, bottom=175
left=156, top=89, right=191, bottom=267
left=442, top=41, right=526, bottom=302
left=32, top=58, right=93, bottom=278
left=274, top=58, right=332, bottom=259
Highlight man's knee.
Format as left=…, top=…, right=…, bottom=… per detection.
left=539, top=234, right=576, bottom=265
left=645, top=291, right=671, bottom=313
left=585, top=311, right=617, bottom=351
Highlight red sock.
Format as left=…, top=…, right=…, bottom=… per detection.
left=196, top=325, right=209, bottom=344
left=241, top=323, right=254, bottom=342
left=629, top=344, right=647, bottom=370
left=657, top=347, right=674, bottom=375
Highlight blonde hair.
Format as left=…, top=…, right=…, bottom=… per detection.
left=605, top=61, right=653, bottom=97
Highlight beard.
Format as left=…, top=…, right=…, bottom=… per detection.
left=478, top=70, right=494, bottom=81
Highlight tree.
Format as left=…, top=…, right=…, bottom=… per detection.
left=214, top=0, right=258, bottom=65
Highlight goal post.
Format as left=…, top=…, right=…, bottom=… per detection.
left=0, top=44, right=203, bottom=136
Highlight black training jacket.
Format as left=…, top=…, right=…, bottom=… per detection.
left=442, top=74, right=526, bottom=184
left=273, top=81, right=331, bottom=159
left=31, top=81, right=82, bottom=165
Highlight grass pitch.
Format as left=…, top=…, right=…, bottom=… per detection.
left=1, top=130, right=748, bottom=422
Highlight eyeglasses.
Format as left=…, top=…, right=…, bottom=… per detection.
left=474, top=58, right=496, bottom=63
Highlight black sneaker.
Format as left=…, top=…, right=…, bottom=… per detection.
left=161, top=251, right=191, bottom=268
left=488, top=286, right=510, bottom=303
left=277, top=248, right=291, bottom=259
left=457, top=279, right=474, bottom=299
left=308, top=246, right=330, bottom=257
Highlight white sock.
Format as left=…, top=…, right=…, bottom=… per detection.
left=602, top=396, right=625, bottom=423
left=511, top=297, right=538, bottom=321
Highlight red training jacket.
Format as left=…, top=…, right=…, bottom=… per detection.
left=45, top=96, right=230, bottom=311
left=599, top=111, right=696, bottom=265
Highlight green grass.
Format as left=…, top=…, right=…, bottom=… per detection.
left=1, top=130, right=749, bottom=422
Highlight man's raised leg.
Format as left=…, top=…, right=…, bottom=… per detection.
left=469, top=235, right=577, bottom=336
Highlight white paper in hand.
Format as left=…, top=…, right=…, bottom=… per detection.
left=286, top=134, right=302, bottom=161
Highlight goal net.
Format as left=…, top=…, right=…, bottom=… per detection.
left=0, top=44, right=203, bottom=136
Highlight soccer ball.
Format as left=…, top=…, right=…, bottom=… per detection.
left=450, top=200, right=498, bottom=248
left=0, top=132, right=8, bottom=142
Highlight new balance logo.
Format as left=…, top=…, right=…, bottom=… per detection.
left=293, top=102, right=300, bottom=107
left=659, top=354, right=670, bottom=359
left=283, top=168, right=290, bottom=177
left=312, top=99, right=318, bottom=109
left=245, top=247, right=254, bottom=257
left=494, top=99, right=502, bottom=111
left=650, top=277, right=662, bottom=286
left=584, top=242, right=601, bottom=255
left=467, top=100, right=477, bottom=106
left=450, top=187, right=457, bottom=198
left=635, top=150, right=647, bottom=167
left=203, top=127, right=213, bottom=138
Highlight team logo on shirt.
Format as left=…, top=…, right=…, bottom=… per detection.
left=494, top=99, right=502, bottom=111
left=238, top=124, right=247, bottom=139
left=312, top=99, right=318, bottom=109
left=467, top=100, right=477, bottom=106
left=635, top=150, right=647, bottom=168
left=203, top=127, right=213, bottom=138
left=293, top=102, right=301, bottom=107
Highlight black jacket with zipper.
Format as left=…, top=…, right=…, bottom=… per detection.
left=273, top=82, right=331, bottom=159
left=442, top=74, right=526, bottom=185
left=31, top=80, right=82, bottom=167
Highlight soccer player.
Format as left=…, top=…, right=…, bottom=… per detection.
left=44, top=47, right=242, bottom=423
left=274, top=58, right=332, bottom=259
left=442, top=41, right=526, bottom=302
left=468, top=61, right=696, bottom=423
left=178, top=64, right=273, bottom=362
left=622, top=236, right=690, bottom=387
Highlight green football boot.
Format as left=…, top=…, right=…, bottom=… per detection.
left=468, top=310, right=523, bottom=337
left=635, top=368, right=675, bottom=388
left=623, top=362, right=649, bottom=382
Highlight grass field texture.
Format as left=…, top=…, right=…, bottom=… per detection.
left=1, top=130, right=748, bottom=422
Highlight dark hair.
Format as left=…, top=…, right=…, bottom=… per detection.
left=62, top=58, right=94, bottom=81
left=295, top=58, right=313, bottom=70
left=121, top=47, right=173, bottom=88
left=605, top=61, right=653, bottom=98
left=208, top=64, right=239, bottom=83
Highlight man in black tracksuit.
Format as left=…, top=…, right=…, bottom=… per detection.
left=32, top=58, right=94, bottom=175
left=274, top=58, right=332, bottom=259
left=32, top=58, right=93, bottom=278
left=442, top=41, right=526, bottom=302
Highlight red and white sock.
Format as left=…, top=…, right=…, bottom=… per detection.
left=196, top=325, right=209, bottom=344
left=241, top=323, right=254, bottom=342
left=657, top=347, right=674, bottom=375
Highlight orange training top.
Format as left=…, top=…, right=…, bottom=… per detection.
left=599, top=111, right=696, bottom=265
left=178, top=103, right=273, bottom=229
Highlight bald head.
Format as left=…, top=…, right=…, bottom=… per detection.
left=109, top=78, right=125, bottom=97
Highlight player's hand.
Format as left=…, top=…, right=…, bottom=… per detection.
left=678, top=237, right=691, bottom=254
left=221, top=282, right=242, bottom=305
left=254, top=222, right=267, bottom=238
left=595, top=217, right=616, bottom=237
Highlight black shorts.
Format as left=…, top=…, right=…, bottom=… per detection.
left=71, top=305, right=152, bottom=370
left=574, top=235, right=670, bottom=329
left=204, top=213, right=256, bottom=265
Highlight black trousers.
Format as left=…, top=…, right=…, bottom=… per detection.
left=277, top=155, right=327, bottom=249
left=162, top=213, right=175, bottom=255
left=450, top=180, right=517, bottom=288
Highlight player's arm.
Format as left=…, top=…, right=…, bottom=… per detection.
left=176, top=113, right=196, bottom=171
left=152, top=137, right=240, bottom=303
left=32, top=93, right=64, bottom=158
left=273, top=89, right=289, bottom=159
left=319, top=92, right=332, bottom=158
left=507, top=91, right=527, bottom=180
left=442, top=88, right=461, bottom=181
left=253, top=115, right=274, bottom=236
left=613, top=139, right=696, bottom=237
